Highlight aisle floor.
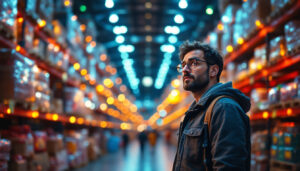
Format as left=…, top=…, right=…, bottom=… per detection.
left=75, top=138, right=177, bottom=171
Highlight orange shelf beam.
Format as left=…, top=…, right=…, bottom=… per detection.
left=250, top=106, right=300, bottom=121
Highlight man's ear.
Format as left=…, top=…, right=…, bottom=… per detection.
left=209, top=64, right=219, bottom=78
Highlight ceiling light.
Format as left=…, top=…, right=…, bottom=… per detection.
left=115, top=35, right=125, bottom=43
left=105, top=0, right=114, bottom=8
left=113, top=25, right=128, bottom=34
left=145, top=13, right=152, bottom=19
left=164, top=26, right=180, bottom=35
left=145, top=25, right=151, bottom=31
left=206, top=6, right=214, bottom=15
left=168, top=35, right=177, bottom=44
left=174, top=14, right=184, bottom=24
left=179, top=0, right=188, bottom=9
left=80, top=5, right=87, bottom=12
left=118, top=45, right=135, bottom=53
left=142, top=76, right=153, bottom=87
left=145, top=2, right=152, bottom=9
left=109, top=14, right=119, bottom=23
left=146, top=35, right=152, bottom=42
left=160, top=44, right=175, bottom=53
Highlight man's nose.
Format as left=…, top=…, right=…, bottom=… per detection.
left=182, top=64, right=191, bottom=72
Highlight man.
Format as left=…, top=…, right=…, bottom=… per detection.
left=172, top=41, right=251, bottom=171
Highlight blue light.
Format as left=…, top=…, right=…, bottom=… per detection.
left=105, top=0, right=114, bottom=8
left=164, top=53, right=172, bottom=59
left=109, top=14, right=119, bottom=23
left=115, top=35, right=125, bottom=43
left=179, top=0, right=188, bottom=9
left=164, top=26, right=180, bottom=35
left=174, top=14, right=184, bottom=24
left=113, top=26, right=128, bottom=34
left=160, top=44, right=175, bottom=53
left=121, top=53, right=129, bottom=59
left=168, top=35, right=177, bottom=44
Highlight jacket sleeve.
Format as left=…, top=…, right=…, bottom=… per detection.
left=209, top=99, right=250, bottom=171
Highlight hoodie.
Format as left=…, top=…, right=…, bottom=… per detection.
left=173, top=82, right=251, bottom=171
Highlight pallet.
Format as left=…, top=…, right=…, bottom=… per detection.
left=270, top=159, right=300, bottom=171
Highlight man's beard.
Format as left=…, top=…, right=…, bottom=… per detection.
left=183, top=69, right=209, bottom=92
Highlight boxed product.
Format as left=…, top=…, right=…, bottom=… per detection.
left=47, top=46, right=69, bottom=71
left=33, top=131, right=47, bottom=153
left=235, top=61, right=248, bottom=81
left=268, top=86, right=280, bottom=105
left=283, top=147, right=300, bottom=163
left=36, top=0, right=54, bottom=23
left=63, top=87, right=86, bottom=115
left=269, top=36, right=287, bottom=63
left=52, top=20, right=67, bottom=46
left=30, top=37, right=48, bottom=60
left=0, top=0, right=17, bottom=40
left=24, top=22, right=35, bottom=52
left=33, top=67, right=50, bottom=112
left=284, top=20, right=300, bottom=54
left=250, top=88, right=269, bottom=111
left=270, top=0, right=297, bottom=16
left=88, top=137, right=100, bottom=161
left=0, top=139, right=11, bottom=161
left=233, top=8, right=247, bottom=44
left=8, top=155, right=27, bottom=171
left=250, top=44, right=267, bottom=74
left=0, top=49, right=35, bottom=103
left=47, top=134, right=64, bottom=155
left=280, top=82, right=298, bottom=101
left=28, top=152, right=50, bottom=171
left=49, top=149, right=69, bottom=171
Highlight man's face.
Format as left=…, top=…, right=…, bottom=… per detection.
left=181, top=50, right=209, bottom=92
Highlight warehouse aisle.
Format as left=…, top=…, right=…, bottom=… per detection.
left=75, top=138, right=177, bottom=171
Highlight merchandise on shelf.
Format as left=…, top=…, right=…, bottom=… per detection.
left=49, top=149, right=68, bottom=171
left=33, top=67, right=50, bottom=112
left=280, top=82, right=298, bottom=102
left=272, top=122, right=300, bottom=163
left=220, top=4, right=240, bottom=55
left=33, top=131, right=47, bottom=153
left=250, top=88, right=269, bottom=112
left=249, top=44, right=267, bottom=75
left=270, top=0, right=297, bottom=17
left=63, top=87, right=89, bottom=116
left=47, top=134, right=64, bottom=156
left=46, top=44, right=69, bottom=71
left=0, top=0, right=17, bottom=40
left=25, top=0, right=38, bottom=18
left=235, top=61, right=248, bottom=81
left=0, top=139, right=11, bottom=171
left=52, top=20, right=67, bottom=46
left=1, top=125, right=34, bottom=158
left=28, top=152, right=50, bottom=171
left=284, top=20, right=300, bottom=55
left=36, top=0, right=54, bottom=24
left=269, top=36, right=287, bottom=64
left=0, top=49, right=35, bottom=103
left=31, top=36, right=48, bottom=60
left=8, top=155, right=27, bottom=171
left=251, top=130, right=269, bottom=160
left=268, top=86, right=280, bottom=105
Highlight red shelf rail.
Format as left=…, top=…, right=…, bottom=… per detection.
left=224, top=0, right=300, bottom=66
left=250, top=106, right=300, bottom=121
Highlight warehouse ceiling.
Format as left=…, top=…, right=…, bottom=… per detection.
left=73, top=0, right=221, bottom=117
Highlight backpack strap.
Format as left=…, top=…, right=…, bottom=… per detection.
left=203, top=95, right=232, bottom=171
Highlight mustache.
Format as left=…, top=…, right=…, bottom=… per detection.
left=183, top=73, right=194, bottom=78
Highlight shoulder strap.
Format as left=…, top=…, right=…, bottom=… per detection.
left=203, top=95, right=232, bottom=171
left=204, top=95, right=232, bottom=131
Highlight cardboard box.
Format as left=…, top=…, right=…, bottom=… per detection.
left=28, top=152, right=50, bottom=171
left=47, top=138, right=64, bottom=155
left=11, top=138, right=34, bottom=157
left=9, top=159, right=27, bottom=171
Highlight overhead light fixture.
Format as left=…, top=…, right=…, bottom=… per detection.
left=145, top=13, right=152, bottom=19
left=109, top=14, right=119, bottom=23
left=146, top=35, right=152, bottom=42
left=113, top=25, right=128, bottom=34
left=206, top=6, right=214, bottom=15
left=164, top=26, right=180, bottom=35
left=115, top=35, right=125, bottom=43
left=118, top=44, right=135, bottom=53
left=178, top=0, right=188, bottom=9
left=80, top=5, right=87, bottom=12
left=160, top=44, right=175, bottom=53
left=168, top=35, right=177, bottom=44
left=174, top=14, right=184, bottom=24
left=145, top=2, right=152, bottom=9
left=142, top=76, right=153, bottom=87
left=105, top=0, right=114, bottom=8
left=145, top=25, right=152, bottom=31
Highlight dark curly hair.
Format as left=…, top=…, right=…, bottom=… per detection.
left=179, top=41, right=223, bottom=82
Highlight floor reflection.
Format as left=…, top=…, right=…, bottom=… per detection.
left=75, top=138, right=176, bottom=171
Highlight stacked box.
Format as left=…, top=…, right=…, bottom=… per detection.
left=250, top=88, right=269, bottom=112
left=270, top=36, right=287, bottom=63
left=47, top=44, right=69, bottom=71
left=249, top=44, right=267, bottom=74
left=63, top=87, right=86, bottom=115
left=36, top=0, right=54, bottom=24
left=268, top=86, right=281, bottom=105
left=251, top=130, right=269, bottom=162
left=0, top=139, right=10, bottom=171
left=0, top=49, right=35, bottom=103
left=47, top=133, right=68, bottom=171
left=221, top=4, right=240, bottom=55
left=284, top=20, right=300, bottom=54
left=235, top=61, right=248, bottom=81
left=0, top=0, right=17, bottom=40
left=280, top=82, right=298, bottom=101
left=33, top=67, right=50, bottom=112
left=272, top=123, right=300, bottom=163
left=52, top=20, right=67, bottom=46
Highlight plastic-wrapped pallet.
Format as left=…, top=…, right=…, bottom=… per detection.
left=284, top=20, right=300, bottom=55
left=0, top=0, right=17, bottom=40
left=269, top=36, right=287, bottom=64
left=0, top=49, right=35, bottom=103
left=33, top=67, right=50, bottom=112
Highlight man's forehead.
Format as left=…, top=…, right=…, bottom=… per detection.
left=183, top=50, right=204, bottom=61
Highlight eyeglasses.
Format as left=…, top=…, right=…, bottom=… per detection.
left=176, top=58, right=207, bottom=73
